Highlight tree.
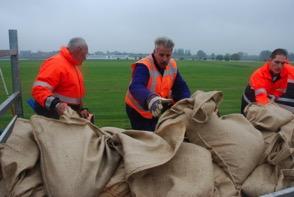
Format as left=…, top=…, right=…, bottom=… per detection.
left=259, top=50, right=271, bottom=61
left=196, top=50, right=207, bottom=60
left=210, top=53, right=215, bottom=60
left=173, top=48, right=185, bottom=56
left=216, top=54, right=223, bottom=61
left=230, top=53, right=241, bottom=61
left=224, top=53, right=230, bottom=61
left=184, top=49, right=191, bottom=56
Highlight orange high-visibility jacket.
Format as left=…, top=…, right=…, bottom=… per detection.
left=276, top=64, right=294, bottom=106
left=249, top=62, right=288, bottom=104
left=32, top=47, right=85, bottom=108
left=125, top=55, right=177, bottom=119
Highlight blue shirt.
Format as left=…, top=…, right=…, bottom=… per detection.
left=129, top=56, right=191, bottom=109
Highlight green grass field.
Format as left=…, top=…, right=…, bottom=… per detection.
left=0, top=59, right=261, bottom=129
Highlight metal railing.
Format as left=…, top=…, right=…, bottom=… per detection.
left=0, top=30, right=23, bottom=143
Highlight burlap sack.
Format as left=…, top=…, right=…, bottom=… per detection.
left=242, top=164, right=277, bottom=197
left=31, top=111, right=121, bottom=197
left=101, top=123, right=187, bottom=196
left=0, top=118, right=46, bottom=197
left=242, top=165, right=294, bottom=196
left=243, top=120, right=294, bottom=196
left=107, top=111, right=187, bottom=180
left=276, top=169, right=294, bottom=191
left=245, top=103, right=294, bottom=132
left=259, top=132, right=278, bottom=164
left=183, top=91, right=264, bottom=185
left=265, top=120, right=294, bottom=169
left=0, top=179, right=7, bottom=196
left=100, top=162, right=131, bottom=197
left=277, top=103, right=294, bottom=113
left=213, top=164, right=240, bottom=197
left=127, top=142, right=214, bottom=197
left=101, top=99, right=197, bottom=196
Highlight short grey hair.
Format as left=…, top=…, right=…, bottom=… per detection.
left=67, top=37, right=87, bottom=51
left=155, top=37, right=174, bottom=49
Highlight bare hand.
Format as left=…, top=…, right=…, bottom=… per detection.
left=79, top=109, right=90, bottom=119
left=55, top=102, right=69, bottom=115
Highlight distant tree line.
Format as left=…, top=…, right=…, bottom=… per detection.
left=173, top=49, right=294, bottom=61
left=1, top=49, right=292, bottom=61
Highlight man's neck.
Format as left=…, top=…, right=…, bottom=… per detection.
left=152, top=54, right=165, bottom=75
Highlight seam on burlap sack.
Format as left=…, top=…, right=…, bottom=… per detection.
left=195, top=131, right=238, bottom=186
left=30, top=122, right=52, bottom=197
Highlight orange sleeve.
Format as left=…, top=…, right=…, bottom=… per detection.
left=32, top=59, right=62, bottom=107
left=250, top=71, right=270, bottom=104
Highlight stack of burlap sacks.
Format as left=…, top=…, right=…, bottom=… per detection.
left=0, top=90, right=293, bottom=197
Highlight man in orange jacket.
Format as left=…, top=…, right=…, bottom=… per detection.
left=32, top=37, right=93, bottom=121
left=125, top=37, right=191, bottom=131
left=241, top=48, right=289, bottom=114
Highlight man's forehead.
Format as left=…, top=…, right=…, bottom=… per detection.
left=156, top=45, right=172, bottom=52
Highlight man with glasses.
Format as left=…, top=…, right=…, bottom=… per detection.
left=125, top=37, right=191, bottom=131
left=32, top=37, right=93, bottom=121
left=241, top=48, right=289, bottom=114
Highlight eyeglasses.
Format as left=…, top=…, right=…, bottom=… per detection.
left=273, top=60, right=287, bottom=65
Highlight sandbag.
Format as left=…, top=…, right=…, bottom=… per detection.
left=31, top=112, right=121, bottom=197
left=277, top=103, right=294, bottom=113
left=0, top=179, right=7, bottom=197
left=0, top=118, right=46, bottom=196
left=265, top=120, right=294, bottom=169
left=245, top=103, right=294, bottom=132
left=242, top=164, right=294, bottom=196
left=101, top=104, right=188, bottom=196
left=242, top=164, right=277, bottom=197
left=100, top=162, right=131, bottom=197
left=182, top=91, right=264, bottom=185
left=276, top=169, right=294, bottom=191
left=128, top=142, right=214, bottom=197
left=109, top=107, right=187, bottom=180
left=243, top=119, right=294, bottom=195
left=213, top=164, right=240, bottom=197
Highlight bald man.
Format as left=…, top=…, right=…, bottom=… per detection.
left=32, top=37, right=93, bottom=121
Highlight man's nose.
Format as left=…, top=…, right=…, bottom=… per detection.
left=162, top=56, right=168, bottom=61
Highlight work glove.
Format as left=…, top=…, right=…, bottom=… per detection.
left=148, top=96, right=173, bottom=117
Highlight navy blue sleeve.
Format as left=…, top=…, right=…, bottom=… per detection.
left=172, top=70, right=191, bottom=102
left=129, top=63, right=154, bottom=108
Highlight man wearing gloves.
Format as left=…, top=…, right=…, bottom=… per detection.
left=125, top=37, right=191, bottom=131
left=32, top=37, right=93, bottom=121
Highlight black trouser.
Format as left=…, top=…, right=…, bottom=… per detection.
left=240, top=85, right=255, bottom=115
left=126, top=104, right=158, bottom=132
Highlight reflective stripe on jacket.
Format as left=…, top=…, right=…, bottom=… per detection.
left=125, top=55, right=177, bottom=119
left=32, top=47, right=85, bottom=107
left=245, top=62, right=288, bottom=105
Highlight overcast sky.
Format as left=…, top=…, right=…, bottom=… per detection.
left=0, top=0, right=293, bottom=54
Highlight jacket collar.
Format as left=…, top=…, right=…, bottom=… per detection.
left=60, top=47, right=79, bottom=65
left=261, top=62, right=288, bottom=81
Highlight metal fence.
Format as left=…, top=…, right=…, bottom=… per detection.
left=0, top=30, right=23, bottom=143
